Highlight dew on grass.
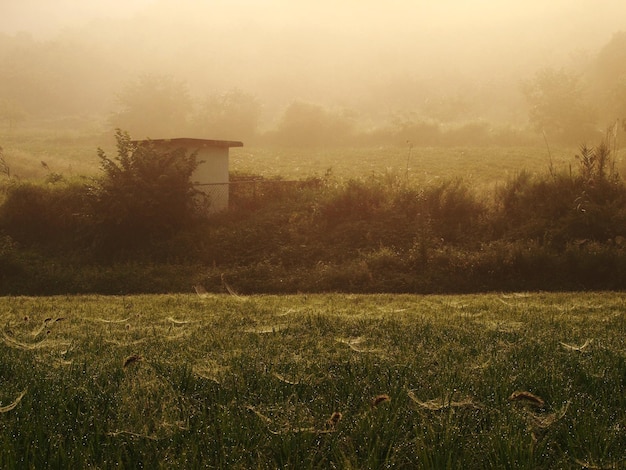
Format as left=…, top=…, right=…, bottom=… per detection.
left=272, top=372, right=300, bottom=385
left=2, top=330, right=69, bottom=350
left=105, top=338, right=148, bottom=347
left=244, top=324, right=287, bottom=334
left=94, top=317, right=131, bottom=323
left=407, top=389, right=481, bottom=411
left=192, top=359, right=227, bottom=383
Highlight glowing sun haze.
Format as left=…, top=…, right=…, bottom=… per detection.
left=1, top=0, right=625, bottom=125
left=3, top=0, right=624, bottom=44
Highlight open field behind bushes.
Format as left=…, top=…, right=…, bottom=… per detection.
left=231, top=145, right=590, bottom=187
left=0, top=292, right=625, bottom=468
left=3, top=127, right=626, bottom=197
left=0, top=126, right=606, bottom=184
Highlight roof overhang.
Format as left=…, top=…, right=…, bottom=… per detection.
left=132, top=138, right=243, bottom=148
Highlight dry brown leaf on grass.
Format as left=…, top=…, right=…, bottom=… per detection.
left=371, top=394, right=391, bottom=407
left=123, top=354, right=143, bottom=368
left=509, top=391, right=545, bottom=408
left=0, top=389, right=27, bottom=413
left=326, top=411, right=342, bottom=429
left=272, top=372, right=300, bottom=385
left=560, top=339, right=593, bottom=352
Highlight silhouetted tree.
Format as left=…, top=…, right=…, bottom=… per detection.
left=592, top=31, right=626, bottom=127
left=0, top=99, right=27, bottom=130
left=269, top=100, right=355, bottom=146
left=192, top=88, right=260, bottom=141
left=522, top=67, right=598, bottom=143
left=111, top=75, right=193, bottom=138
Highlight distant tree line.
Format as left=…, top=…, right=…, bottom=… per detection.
left=2, top=31, right=626, bottom=146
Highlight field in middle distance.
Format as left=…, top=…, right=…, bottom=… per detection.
left=1, top=124, right=618, bottom=188
left=231, top=145, right=589, bottom=188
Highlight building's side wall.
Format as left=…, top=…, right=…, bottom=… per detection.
left=151, top=141, right=231, bottom=213
left=193, top=146, right=229, bottom=212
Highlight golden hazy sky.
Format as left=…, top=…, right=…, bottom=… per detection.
left=2, top=0, right=625, bottom=42
left=2, top=0, right=625, bottom=122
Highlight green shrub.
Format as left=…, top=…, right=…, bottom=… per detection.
left=319, top=178, right=388, bottom=224
left=0, top=233, right=22, bottom=280
left=0, top=180, right=91, bottom=248
left=228, top=172, right=324, bottom=214
left=91, top=129, right=201, bottom=256
left=3, top=134, right=626, bottom=294
left=493, top=171, right=577, bottom=243
left=419, top=178, right=487, bottom=244
left=493, top=139, right=626, bottom=246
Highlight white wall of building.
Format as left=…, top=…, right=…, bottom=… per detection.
left=144, top=138, right=242, bottom=213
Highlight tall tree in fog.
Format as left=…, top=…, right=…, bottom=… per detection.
left=271, top=101, right=356, bottom=147
left=111, top=75, right=193, bottom=138
left=192, top=89, right=260, bottom=141
left=0, top=99, right=26, bottom=130
left=592, top=31, right=626, bottom=127
left=522, top=68, right=598, bottom=143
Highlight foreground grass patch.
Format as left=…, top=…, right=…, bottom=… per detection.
left=1, top=292, right=625, bottom=468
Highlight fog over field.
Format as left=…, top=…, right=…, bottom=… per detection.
left=1, top=0, right=626, bottom=134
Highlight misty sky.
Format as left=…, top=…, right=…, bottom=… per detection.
left=0, top=0, right=153, bottom=36
left=3, top=0, right=624, bottom=43
left=1, top=0, right=625, bottom=125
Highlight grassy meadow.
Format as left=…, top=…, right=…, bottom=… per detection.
left=230, top=145, right=584, bottom=188
left=1, top=292, right=625, bottom=468
left=0, top=126, right=598, bottom=186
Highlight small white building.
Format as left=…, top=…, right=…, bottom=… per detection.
left=135, top=138, right=243, bottom=212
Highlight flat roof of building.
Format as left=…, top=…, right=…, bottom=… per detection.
left=133, top=138, right=243, bottom=148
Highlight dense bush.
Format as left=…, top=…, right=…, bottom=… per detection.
left=2, top=136, right=626, bottom=294
left=0, top=180, right=91, bottom=248
left=91, top=129, right=201, bottom=256
left=419, top=178, right=486, bottom=244
left=0, top=129, right=203, bottom=261
left=493, top=141, right=626, bottom=246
